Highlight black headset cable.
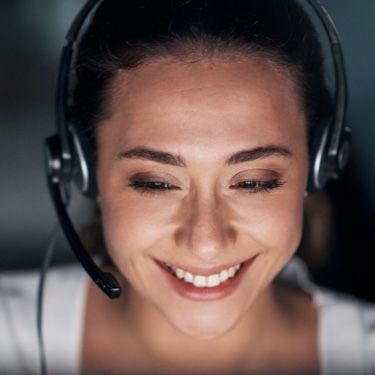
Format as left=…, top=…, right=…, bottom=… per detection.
left=37, top=224, right=60, bottom=375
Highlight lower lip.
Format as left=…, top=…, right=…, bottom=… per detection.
left=156, top=257, right=257, bottom=301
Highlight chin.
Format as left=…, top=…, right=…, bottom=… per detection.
left=162, top=303, right=244, bottom=340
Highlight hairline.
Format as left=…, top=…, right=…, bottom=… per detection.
left=98, top=50, right=307, bottom=128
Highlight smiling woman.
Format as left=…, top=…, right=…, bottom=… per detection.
left=96, top=57, right=308, bottom=343
left=1, top=1, right=375, bottom=375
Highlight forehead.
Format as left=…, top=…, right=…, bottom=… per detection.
left=99, top=57, right=307, bottom=156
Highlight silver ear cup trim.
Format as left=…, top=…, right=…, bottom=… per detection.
left=71, top=126, right=90, bottom=194
left=313, top=124, right=330, bottom=190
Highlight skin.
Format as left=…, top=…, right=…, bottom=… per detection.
left=82, top=57, right=317, bottom=374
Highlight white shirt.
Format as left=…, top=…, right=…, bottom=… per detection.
left=1, top=259, right=375, bottom=374
left=278, top=258, right=375, bottom=374
left=0, top=263, right=87, bottom=375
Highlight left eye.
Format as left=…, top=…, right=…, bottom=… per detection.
left=230, top=179, right=284, bottom=193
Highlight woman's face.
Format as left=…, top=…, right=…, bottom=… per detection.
left=97, top=57, right=309, bottom=339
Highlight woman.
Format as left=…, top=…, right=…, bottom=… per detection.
left=1, top=0, right=375, bottom=374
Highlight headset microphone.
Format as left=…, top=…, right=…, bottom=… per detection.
left=45, top=134, right=121, bottom=299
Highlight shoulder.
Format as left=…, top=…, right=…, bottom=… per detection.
left=315, top=287, right=375, bottom=375
left=0, top=268, right=42, bottom=374
left=0, top=262, right=86, bottom=319
left=278, top=258, right=375, bottom=374
left=0, top=267, right=41, bottom=335
left=0, top=262, right=88, bottom=375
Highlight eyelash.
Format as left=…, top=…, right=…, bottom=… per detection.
left=129, top=181, right=179, bottom=195
left=129, top=179, right=284, bottom=195
left=230, top=179, right=285, bottom=193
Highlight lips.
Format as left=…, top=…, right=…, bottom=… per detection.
left=156, top=257, right=256, bottom=301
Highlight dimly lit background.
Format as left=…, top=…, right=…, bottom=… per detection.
left=1, top=1, right=375, bottom=300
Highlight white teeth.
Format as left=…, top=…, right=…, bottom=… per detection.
left=193, top=275, right=207, bottom=287
left=219, top=269, right=229, bottom=282
left=176, top=269, right=184, bottom=279
left=184, top=272, right=193, bottom=283
left=207, top=274, right=220, bottom=287
left=167, top=263, right=242, bottom=288
left=228, top=266, right=236, bottom=278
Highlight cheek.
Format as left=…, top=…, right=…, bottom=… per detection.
left=232, top=191, right=305, bottom=256
left=229, top=193, right=305, bottom=301
left=100, top=197, right=178, bottom=261
left=265, top=196, right=304, bottom=251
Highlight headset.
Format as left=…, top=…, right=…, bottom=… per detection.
left=44, top=0, right=351, bottom=300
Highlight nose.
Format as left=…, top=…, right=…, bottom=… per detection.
left=174, top=192, right=237, bottom=260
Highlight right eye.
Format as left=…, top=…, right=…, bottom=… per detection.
left=129, top=180, right=179, bottom=195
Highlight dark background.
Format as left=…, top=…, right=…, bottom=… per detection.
left=1, top=1, right=375, bottom=301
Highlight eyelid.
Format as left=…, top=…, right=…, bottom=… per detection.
left=229, top=179, right=285, bottom=192
left=129, top=171, right=182, bottom=186
left=128, top=171, right=183, bottom=196
left=227, top=168, right=285, bottom=194
left=229, top=168, right=281, bottom=185
left=128, top=180, right=181, bottom=197
left=129, top=181, right=179, bottom=189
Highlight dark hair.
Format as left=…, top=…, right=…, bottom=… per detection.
left=71, top=0, right=332, bottom=156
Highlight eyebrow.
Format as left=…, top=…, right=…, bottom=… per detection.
left=226, top=146, right=292, bottom=165
left=117, top=148, right=186, bottom=167
left=116, top=145, right=292, bottom=167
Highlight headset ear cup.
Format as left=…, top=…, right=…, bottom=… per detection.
left=70, top=123, right=98, bottom=198
left=336, top=127, right=351, bottom=172
left=307, top=120, right=331, bottom=194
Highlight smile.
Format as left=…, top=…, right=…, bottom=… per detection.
left=156, top=257, right=257, bottom=301
left=166, top=263, right=243, bottom=288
